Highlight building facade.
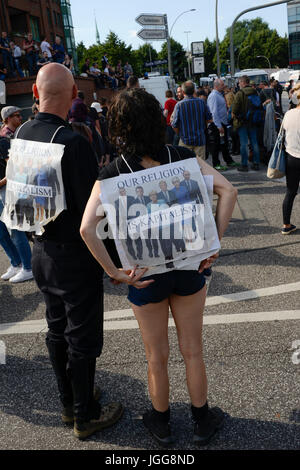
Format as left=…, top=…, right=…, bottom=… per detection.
left=0, top=0, right=77, bottom=67
left=288, top=0, right=300, bottom=69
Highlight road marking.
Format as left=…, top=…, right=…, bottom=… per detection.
left=1, top=310, right=300, bottom=335
left=1, top=281, right=300, bottom=335
left=205, top=281, right=300, bottom=306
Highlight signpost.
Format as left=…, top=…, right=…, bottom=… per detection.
left=137, top=29, right=167, bottom=40
left=144, top=59, right=168, bottom=67
left=192, top=57, right=205, bottom=75
left=136, top=13, right=173, bottom=78
left=136, top=14, right=165, bottom=26
left=191, top=41, right=204, bottom=56
left=191, top=41, right=205, bottom=76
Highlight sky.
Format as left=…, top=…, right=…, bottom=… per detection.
left=70, top=0, right=289, bottom=52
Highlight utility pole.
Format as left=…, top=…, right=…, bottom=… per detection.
left=230, top=0, right=294, bottom=76
left=216, top=0, right=221, bottom=77
left=164, top=14, right=173, bottom=79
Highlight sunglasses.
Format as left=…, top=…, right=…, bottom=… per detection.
left=11, top=113, right=21, bottom=118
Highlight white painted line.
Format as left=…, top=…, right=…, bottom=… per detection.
left=205, top=281, right=300, bottom=306
left=1, top=310, right=300, bottom=335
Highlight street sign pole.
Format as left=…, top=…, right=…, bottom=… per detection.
left=164, top=14, right=173, bottom=79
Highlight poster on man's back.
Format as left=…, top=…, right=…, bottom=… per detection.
left=99, top=158, right=220, bottom=276
left=1, top=138, right=66, bottom=234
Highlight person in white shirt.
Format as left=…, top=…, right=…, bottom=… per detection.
left=40, top=37, right=52, bottom=58
left=9, top=41, right=24, bottom=78
left=281, top=82, right=300, bottom=235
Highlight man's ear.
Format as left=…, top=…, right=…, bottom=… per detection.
left=32, top=83, right=39, bottom=99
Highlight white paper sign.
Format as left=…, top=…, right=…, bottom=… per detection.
left=99, top=158, right=220, bottom=275
left=1, top=138, right=66, bottom=234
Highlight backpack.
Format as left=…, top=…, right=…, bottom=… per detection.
left=242, top=91, right=264, bottom=126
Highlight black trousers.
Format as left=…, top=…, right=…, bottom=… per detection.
left=210, top=124, right=233, bottom=167
left=283, top=153, right=300, bottom=225
left=32, top=238, right=104, bottom=419
left=32, top=239, right=104, bottom=357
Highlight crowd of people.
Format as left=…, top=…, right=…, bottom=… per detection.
left=0, top=61, right=299, bottom=447
left=164, top=75, right=285, bottom=173
left=0, top=31, right=73, bottom=79
left=80, top=55, right=134, bottom=90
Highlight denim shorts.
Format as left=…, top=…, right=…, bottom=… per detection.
left=128, top=270, right=206, bottom=307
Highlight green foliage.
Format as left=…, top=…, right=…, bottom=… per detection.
left=158, top=38, right=187, bottom=80
left=75, top=20, right=289, bottom=78
left=131, top=44, right=158, bottom=76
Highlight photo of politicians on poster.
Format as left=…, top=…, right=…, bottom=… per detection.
left=1, top=138, right=66, bottom=234
left=100, top=158, right=220, bottom=276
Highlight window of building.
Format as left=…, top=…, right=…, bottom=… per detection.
left=30, top=16, right=40, bottom=42
left=9, top=8, right=27, bottom=36
left=47, top=8, right=53, bottom=27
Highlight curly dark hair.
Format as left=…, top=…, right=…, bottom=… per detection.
left=107, top=88, right=166, bottom=159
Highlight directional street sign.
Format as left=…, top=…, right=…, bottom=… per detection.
left=144, top=59, right=168, bottom=67
left=136, top=14, right=165, bottom=26
left=137, top=29, right=167, bottom=41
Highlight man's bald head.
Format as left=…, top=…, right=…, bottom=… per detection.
left=33, top=63, right=77, bottom=118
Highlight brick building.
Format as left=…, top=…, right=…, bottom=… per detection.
left=0, top=0, right=66, bottom=51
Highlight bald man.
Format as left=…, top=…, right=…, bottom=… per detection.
left=15, top=64, right=123, bottom=440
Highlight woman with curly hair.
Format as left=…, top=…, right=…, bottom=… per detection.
left=80, top=88, right=237, bottom=446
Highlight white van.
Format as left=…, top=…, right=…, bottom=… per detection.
left=234, top=69, right=269, bottom=85
left=138, top=75, right=176, bottom=108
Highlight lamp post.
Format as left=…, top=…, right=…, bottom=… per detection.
left=256, top=55, right=271, bottom=69
left=170, top=9, right=196, bottom=37
left=167, top=9, right=196, bottom=79
left=184, top=31, right=192, bottom=78
left=216, top=0, right=220, bottom=77
left=230, top=0, right=294, bottom=76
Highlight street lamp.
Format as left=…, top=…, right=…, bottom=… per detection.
left=170, top=9, right=196, bottom=37
left=256, top=55, right=271, bottom=69
left=216, top=0, right=220, bottom=77
left=184, top=31, right=192, bottom=78
left=167, top=9, right=196, bottom=80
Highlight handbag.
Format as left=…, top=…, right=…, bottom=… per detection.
left=267, top=121, right=286, bottom=179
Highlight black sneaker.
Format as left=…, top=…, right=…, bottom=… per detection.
left=237, top=165, right=248, bottom=172
left=251, top=163, right=260, bottom=171
left=143, top=409, right=175, bottom=446
left=281, top=224, right=297, bottom=235
left=193, top=407, right=225, bottom=446
left=74, top=402, right=123, bottom=440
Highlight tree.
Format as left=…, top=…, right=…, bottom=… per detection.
left=131, top=44, right=158, bottom=77
left=219, top=18, right=288, bottom=71
left=76, top=32, right=135, bottom=73
left=158, top=39, right=187, bottom=81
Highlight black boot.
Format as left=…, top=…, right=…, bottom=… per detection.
left=69, top=354, right=123, bottom=440
left=46, top=337, right=73, bottom=409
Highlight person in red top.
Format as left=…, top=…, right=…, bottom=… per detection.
left=163, top=90, right=177, bottom=144
left=23, top=33, right=37, bottom=76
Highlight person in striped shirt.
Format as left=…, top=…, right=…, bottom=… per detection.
left=172, top=81, right=212, bottom=160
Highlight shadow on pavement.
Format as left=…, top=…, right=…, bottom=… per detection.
left=1, top=355, right=298, bottom=450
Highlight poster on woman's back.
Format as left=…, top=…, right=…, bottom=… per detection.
left=99, top=158, right=220, bottom=275
left=1, top=138, right=66, bottom=235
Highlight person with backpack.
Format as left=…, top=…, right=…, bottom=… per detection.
left=232, top=75, right=262, bottom=172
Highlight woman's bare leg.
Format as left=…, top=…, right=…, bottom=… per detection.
left=169, top=286, right=207, bottom=407
left=131, top=299, right=170, bottom=412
